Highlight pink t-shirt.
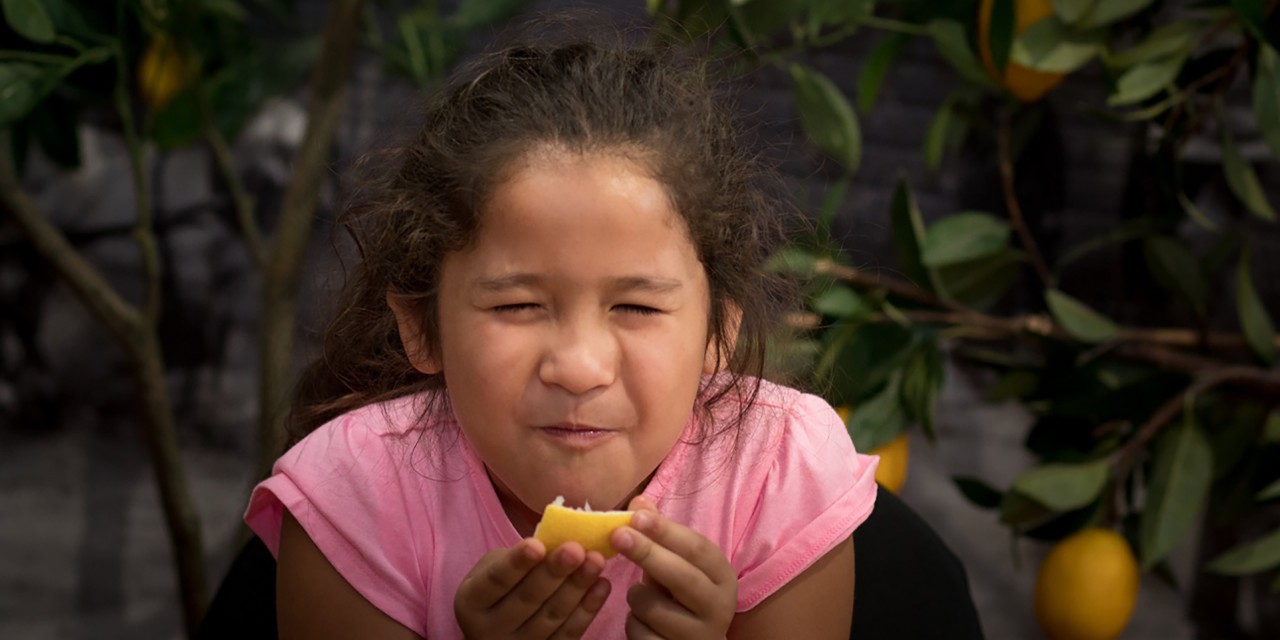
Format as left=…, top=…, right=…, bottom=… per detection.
left=245, top=379, right=878, bottom=638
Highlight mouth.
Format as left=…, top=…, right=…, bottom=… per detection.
left=535, top=423, right=617, bottom=449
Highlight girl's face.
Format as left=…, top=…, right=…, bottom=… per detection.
left=413, top=148, right=715, bottom=534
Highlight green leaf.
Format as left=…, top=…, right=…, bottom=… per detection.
left=809, top=0, right=874, bottom=29
left=0, top=63, right=51, bottom=127
left=1236, top=247, right=1276, bottom=364
left=151, top=89, right=202, bottom=149
left=2, top=0, right=56, bottom=43
left=816, top=177, right=847, bottom=235
left=1258, top=478, right=1280, bottom=502
left=988, top=0, right=1015, bottom=73
left=1222, top=127, right=1278, bottom=221
left=934, top=249, right=1021, bottom=310
left=1046, top=289, right=1120, bottom=343
left=1265, top=409, right=1280, bottom=444
left=1229, top=0, right=1280, bottom=50
left=450, top=0, right=524, bottom=28
left=857, top=33, right=906, bottom=113
left=1011, top=16, right=1105, bottom=73
left=1051, top=0, right=1097, bottom=25
left=847, top=374, right=907, bottom=452
left=765, top=246, right=819, bottom=277
left=889, top=177, right=938, bottom=292
left=929, top=20, right=998, bottom=89
left=1106, top=21, right=1198, bottom=69
left=812, top=285, right=869, bottom=320
left=790, top=64, right=862, bottom=173
left=1208, top=527, right=1280, bottom=575
left=829, top=323, right=917, bottom=404
left=1075, top=0, right=1155, bottom=28
left=1000, top=489, right=1055, bottom=526
left=1012, top=460, right=1109, bottom=511
left=924, top=95, right=956, bottom=171
left=920, top=212, right=1011, bottom=267
left=1143, top=236, right=1207, bottom=318
left=1055, top=219, right=1154, bottom=273
left=1178, top=190, right=1217, bottom=232
left=1140, top=408, right=1213, bottom=569
left=901, top=343, right=943, bottom=440
left=1108, top=54, right=1185, bottom=105
left=954, top=476, right=1004, bottom=510
left=1255, top=45, right=1280, bottom=161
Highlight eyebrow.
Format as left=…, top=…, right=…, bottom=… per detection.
left=472, top=274, right=683, bottom=294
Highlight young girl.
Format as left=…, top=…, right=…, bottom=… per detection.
left=245, top=22, right=878, bottom=640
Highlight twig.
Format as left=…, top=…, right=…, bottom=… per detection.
left=113, top=40, right=162, bottom=327
left=204, top=122, right=267, bottom=269
left=1110, top=367, right=1271, bottom=482
left=0, top=135, right=142, bottom=340
left=1175, top=39, right=1252, bottom=150
left=812, top=259, right=968, bottom=313
left=996, top=110, right=1056, bottom=290
left=788, top=305, right=1280, bottom=355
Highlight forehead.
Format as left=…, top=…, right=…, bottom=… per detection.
left=445, top=148, right=706, bottom=288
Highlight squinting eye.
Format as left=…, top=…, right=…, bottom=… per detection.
left=493, top=303, right=539, bottom=313
left=616, top=304, right=661, bottom=316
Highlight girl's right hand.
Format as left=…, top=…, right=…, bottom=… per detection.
left=454, top=538, right=612, bottom=639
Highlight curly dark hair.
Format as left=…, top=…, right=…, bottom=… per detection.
left=286, top=18, right=798, bottom=450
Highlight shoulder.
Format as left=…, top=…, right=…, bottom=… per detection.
left=719, top=377, right=850, bottom=462
left=279, top=392, right=453, bottom=470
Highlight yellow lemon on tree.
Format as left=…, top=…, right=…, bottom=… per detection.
left=1034, top=528, right=1140, bottom=640
left=868, top=433, right=910, bottom=494
left=978, top=0, right=1065, bottom=102
left=837, top=405, right=910, bottom=493
left=137, top=36, right=199, bottom=110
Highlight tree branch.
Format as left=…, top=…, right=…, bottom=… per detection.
left=257, top=0, right=368, bottom=478
left=205, top=121, right=267, bottom=269
left=1110, top=367, right=1273, bottom=483
left=113, top=26, right=162, bottom=328
left=997, top=109, right=1056, bottom=290
left=800, top=260, right=1280, bottom=387
left=0, top=134, right=143, bottom=342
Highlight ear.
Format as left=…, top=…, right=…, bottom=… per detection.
left=703, top=302, right=742, bottom=374
left=387, top=292, right=442, bottom=375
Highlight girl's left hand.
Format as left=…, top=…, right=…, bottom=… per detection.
left=610, top=496, right=737, bottom=639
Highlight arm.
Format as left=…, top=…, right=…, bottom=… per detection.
left=727, top=537, right=855, bottom=640
left=277, top=510, right=424, bottom=640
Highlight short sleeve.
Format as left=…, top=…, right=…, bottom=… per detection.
left=732, top=393, right=878, bottom=610
left=244, top=414, right=429, bottom=635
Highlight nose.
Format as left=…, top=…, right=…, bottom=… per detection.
left=538, top=317, right=618, bottom=395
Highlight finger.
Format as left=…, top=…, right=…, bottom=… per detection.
left=626, top=582, right=702, bottom=639
left=629, top=510, right=736, bottom=587
left=611, top=526, right=717, bottom=615
left=457, top=539, right=546, bottom=610
left=625, top=612, right=662, bottom=640
left=518, top=549, right=605, bottom=638
left=552, top=577, right=611, bottom=639
left=627, top=494, right=657, bottom=513
left=493, top=542, right=586, bottom=623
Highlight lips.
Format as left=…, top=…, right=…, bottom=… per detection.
left=535, top=423, right=617, bottom=449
